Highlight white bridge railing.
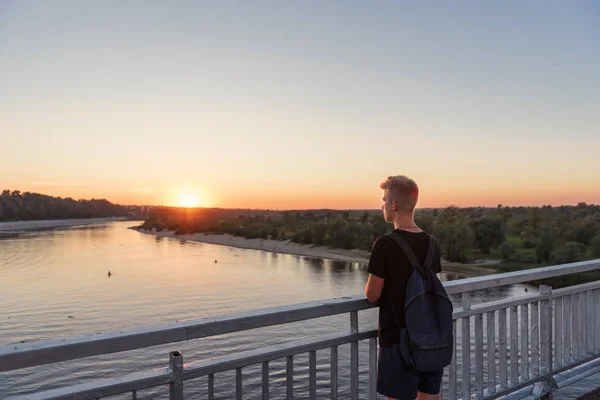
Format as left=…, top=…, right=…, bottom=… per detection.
left=1, top=259, right=600, bottom=399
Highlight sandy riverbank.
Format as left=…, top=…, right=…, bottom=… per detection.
left=135, top=228, right=500, bottom=275
left=137, top=228, right=371, bottom=264
left=0, top=217, right=127, bottom=233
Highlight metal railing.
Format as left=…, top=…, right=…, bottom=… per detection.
left=1, top=259, right=600, bottom=399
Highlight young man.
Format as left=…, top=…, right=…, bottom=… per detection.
left=365, top=175, right=443, bottom=400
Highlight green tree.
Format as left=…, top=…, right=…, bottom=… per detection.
left=551, top=242, right=583, bottom=265
left=416, top=215, right=436, bottom=235
left=536, top=226, right=556, bottom=263
left=520, top=227, right=537, bottom=249
left=568, top=216, right=598, bottom=246
left=332, top=229, right=354, bottom=249
left=310, top=221, right=327, bottom=245
left=361, top=212, right=369, bottom=223
left=325, top=217, right=345, bottom=246
left=470, top=217, right=505, bottom=254
left=529, top=207, right=542, bottom=232
left=497, top=204, right=512, bottom=226
left=499, top=242, right=515, bottom=260
left=301, top=229, right=312, bottom=244
left=436, top=209, right=475, bottom=263
left=591, top=235, right=600, bottom=258
left=368, top=213, right=388, bottom=235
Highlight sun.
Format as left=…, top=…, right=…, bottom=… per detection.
left=178, top=192, right=201, bottom=208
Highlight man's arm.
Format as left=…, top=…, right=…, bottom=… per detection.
left=365, top=273, right=384, bottom=303
left=365, top=237, right=386, bottom=303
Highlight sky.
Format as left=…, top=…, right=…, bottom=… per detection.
left=1, top=1, right=599, bottom=209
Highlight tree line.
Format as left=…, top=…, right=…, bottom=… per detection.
left=142, top=203, right=600, bottom=267
left=0, top=190, right=137, bottom=221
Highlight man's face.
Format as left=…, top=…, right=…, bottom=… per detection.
left=381, top=190, right=394, bottom=222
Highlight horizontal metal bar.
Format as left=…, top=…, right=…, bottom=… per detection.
left=443, top=259, right=600, bottom=295
left=0, top=296, right=375, bottom=372
left=454, top=294, right=546, bottom=319
left=556, top=365, right=600, bottom=389
left=453, top=280, right=600, bottom=320
left=496, top=385, right=534, bottom=400
left=554, top=357, right=600, bottom=386
left=553, top=280, right=600, bottom=297
left=479, top=374, right=550, bottom=400
left=5, top=367, right=172, bottom=400
left=183, top=330, right=377, bottom=380
left=503, top=354, right=600, bottom=400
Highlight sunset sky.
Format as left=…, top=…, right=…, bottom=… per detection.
left=1, top=1, right=599, bottom=209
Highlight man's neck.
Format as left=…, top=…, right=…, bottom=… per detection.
left=393, top=214, right=417, bottom=230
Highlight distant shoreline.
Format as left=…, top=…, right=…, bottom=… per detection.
left=0, top=217, right=127, bottom=234
left=134, top=228, right=500, bottom=276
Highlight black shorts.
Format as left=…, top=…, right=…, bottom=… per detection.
left=377, top=343, right=444, bottom=400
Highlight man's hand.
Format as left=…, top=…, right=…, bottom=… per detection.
left=365, top=273, right=384, bottom=303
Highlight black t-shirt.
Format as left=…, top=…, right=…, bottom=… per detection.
left=367, top=229, right=442, bottom=347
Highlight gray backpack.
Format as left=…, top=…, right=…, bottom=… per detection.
left=385, top=232, right=454, bottom=371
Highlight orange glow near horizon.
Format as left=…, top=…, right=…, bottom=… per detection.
left=5, top=180, right=599, bottom=210
left=162, top=188, right=211, bottom=208
left=177, top=193, right=201, bottom=208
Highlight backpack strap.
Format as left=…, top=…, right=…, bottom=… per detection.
left=423, top=236, right=438, bottom=270
left=385, top=232, right=425, bottom=277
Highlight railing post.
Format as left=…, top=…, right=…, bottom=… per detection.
left=449, top=319, right=458, bottom=399
left=539, top=286, right=552, bottom=374
left=531, top=300, right=540, bottom=378
left=236, top=367, right=242, bottom=400
left=369, top=337, right=377, bottom=400
left=208, top=374, right=214, bottom=400
left=510, top=306, right=518, bottom=387
left=572, top=293, right=580, bottom=361
left=563, top=295, right=571, bottom=365
left=475, top=313, right=484, bottom=396
left=596, top=290, right=600, bottom=353
left=309, top=351, right=316, bottom=400
left=579, top=292, right=585, bottom=360
left=587, top=290, right=594, bottom=357
left=578, top=292, right=585, bottom=361
left=262, top=360, right=270, bottom=400
left=554, top=297, right=562, bottom=369
left=286, top=356, right=294, bottom=400
left=350, top=311, right=359, bottom=400
left=487, top=311, right=496, bottom=395
left=461, top=293, right=471, bottom=398
left=369, top=338, right=377, bottom=400
left=330, top=345, right=338, bottom=400
left=499, top=308, right=508, bottom=389
left=169, top=351, right=183, bottom=400
left=540, top=285, right=554, bottom=399
left=520, top=304, right=529, bottom=382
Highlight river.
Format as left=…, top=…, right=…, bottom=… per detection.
left=0, top=221, right=596, bottom=398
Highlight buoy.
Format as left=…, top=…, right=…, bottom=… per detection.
left=108, top=271, right=112, bottom=277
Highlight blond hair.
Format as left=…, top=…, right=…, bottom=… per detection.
left=380, top=175, right=419, bottom=211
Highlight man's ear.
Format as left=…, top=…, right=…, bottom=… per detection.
left=392, top=200, right=398, bottom=211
